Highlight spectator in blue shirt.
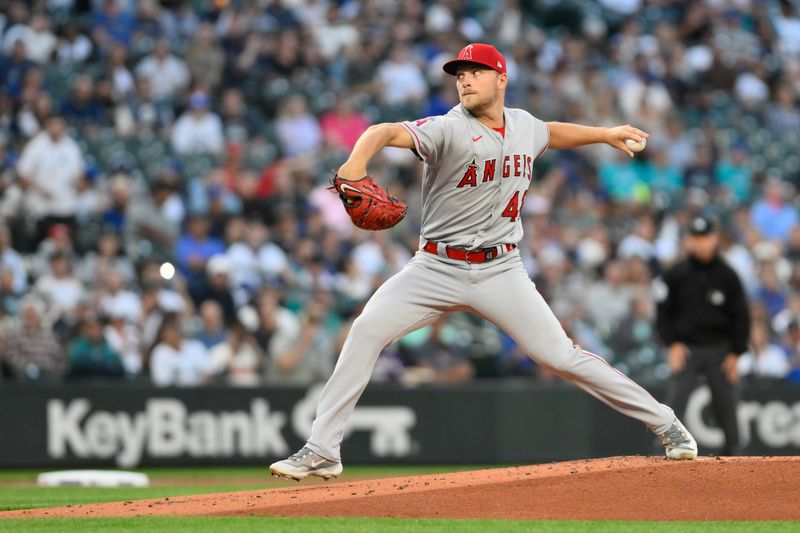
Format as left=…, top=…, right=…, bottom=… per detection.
left=751, top=177, right=799, bottom=243
left=175, top=214, right=225, bottom=299
left=92, top=0, right=136, bottom=47
left=0, top=40, right=34, bottom=101
left=60, top=74, right=107, bottom=126
left=422, top=84, right=458, bottom=118
left=782, top=321, right=800, bottom=384
left=756, top=265, right=789, bottom=319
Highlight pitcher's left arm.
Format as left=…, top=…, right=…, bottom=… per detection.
left=546, top=122, right=648, bottom=157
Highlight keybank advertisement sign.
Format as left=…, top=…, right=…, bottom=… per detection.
left=0, top=382, right=797, bottom=467
left=686, top=386, right=800, bottom=449
left=45, top=386, right=416, bottom=468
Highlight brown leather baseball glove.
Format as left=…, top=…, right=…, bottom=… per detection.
left=329, top=174, right=407, bottom=231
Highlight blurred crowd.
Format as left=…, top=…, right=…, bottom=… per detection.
left=1, top=0, right=800, bottom=387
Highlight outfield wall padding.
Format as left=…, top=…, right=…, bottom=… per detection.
left=0, top=381, right=797, bottom=467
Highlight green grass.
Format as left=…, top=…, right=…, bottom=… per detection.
left=0, top=465, right=495, bottom=481
left=0, top=466, right=496, bottom=512
left=0, top=518, right=798, bottom=532
left=0, top=486, right=262, bottom=512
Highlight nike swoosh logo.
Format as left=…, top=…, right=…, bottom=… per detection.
left=472, top=135, right=483, bottom=142
left=310, top=459, right=329, bottom=468
left=339, top=183, right=361, bottom=194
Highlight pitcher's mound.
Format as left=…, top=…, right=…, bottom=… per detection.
left=4, top=456, right=799, bottom=521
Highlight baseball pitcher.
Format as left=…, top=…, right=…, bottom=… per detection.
left=270, top=43, right=697, bottom=481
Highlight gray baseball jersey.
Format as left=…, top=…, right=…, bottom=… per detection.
left=401, top=104, right=549, bottom=249
left=302, top=106, right=676, bottom=464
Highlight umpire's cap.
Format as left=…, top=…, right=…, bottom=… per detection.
left=687, top=215, right=717, bottom=236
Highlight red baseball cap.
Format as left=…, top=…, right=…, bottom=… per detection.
left=443, top=43, right=507, bottom=76
left=48, top=223, right=70, bottom=239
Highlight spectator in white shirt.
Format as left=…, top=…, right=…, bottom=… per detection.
left=734, top=69, right=769, bottom=109
left=312, top=5, right=359, bottom=60
left=149, top=314, right=213, bottom=386
left=275, top=95, right=322, bottom=157
left=255, top=224, right=289, bottom=282
left=99, top=268, right=141, bottom=324
left=15, top=115, right=84, bottom=241
left=225, top=218, right=266, bottom=304
left=738, top=321, right=790, bottom=380
left=57, top=22, right=93, bottom=64
left=617, top=214, right=657, bottom=263
left=171, top=91, right=225, bottom=155
left=33, top=251, right=84, bottom=318
left=774, top=0, right=800, bottom=57
left=135, top=38, right=189, bottom=103
left=208, top=320, right=263, bottom=386
left=107, top=42, right=135, bottom=100
left=1, top=2, right=29, bottom=54
left=377, top=45, right=428, bottom=106
left=224, top=219, right=289, bottom=292
left=79, top=229, right=136, bottom=287
left=22, top=14, right=56, bottom=64
left=4, top=14, right=57, bottom=64
left=15, top=91, right=54, bottom=139
left=104, top=298, right=143, bottom=377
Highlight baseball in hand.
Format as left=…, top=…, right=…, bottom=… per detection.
left=625, top=138, right=646, bottom=153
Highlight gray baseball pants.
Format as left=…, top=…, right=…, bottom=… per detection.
left=307, top=249, right=674, bottom=461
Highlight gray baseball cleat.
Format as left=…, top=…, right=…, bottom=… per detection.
left=269, top=446, right=343, bottom=481
left=658, top=418, right=698, bottom=460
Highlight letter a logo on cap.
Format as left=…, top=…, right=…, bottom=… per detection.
left=443, top=43, right=508, bottom=76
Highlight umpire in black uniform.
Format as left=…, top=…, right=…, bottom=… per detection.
left=655, top=215, right=750, bottom=456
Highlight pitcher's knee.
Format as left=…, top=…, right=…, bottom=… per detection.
left=538, top=343, right=582, bottom=374
left=348, top=313, right=393, bottom=347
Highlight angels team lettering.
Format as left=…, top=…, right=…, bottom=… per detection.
left=457, top=155, right=533, bottom=188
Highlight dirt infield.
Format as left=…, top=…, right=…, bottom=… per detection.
left=4, top=456, right=799, bottom=521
